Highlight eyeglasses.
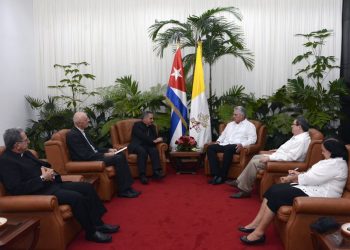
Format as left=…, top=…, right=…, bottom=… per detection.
left=17, top=138, right=29, bottom=143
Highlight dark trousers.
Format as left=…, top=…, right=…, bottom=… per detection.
left=100, top=153, right=134, bottom=193
left=53, top=182, right=106, bottom=235
left=207, top=143, right=237, bottom=177
left=129, top=145, right=161, bottom=175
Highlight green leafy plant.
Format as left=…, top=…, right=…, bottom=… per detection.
left=149, top=6, right=254, bottom=99
left=97, top=75, right=170, bottom=139
left=25, top=62, right=98, bottom=156
left=285, top=29, right=348, bottom=132
left=50, top=62, right=98, bottom=112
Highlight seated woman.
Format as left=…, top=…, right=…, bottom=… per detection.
left=239, top=138, right=349, bottom=245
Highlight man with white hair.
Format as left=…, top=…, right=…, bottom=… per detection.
left=67, top=112, right=140, bottom=198
left=207, top=106, right=257, bottom=185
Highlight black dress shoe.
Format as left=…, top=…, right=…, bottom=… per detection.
left=140, top=175, right=149, bottom=185
left=153, top=170, right=164, bottom=180
left=96, top=224, right=120, bottom=234
left=86, top=231, right=112, bottom=243
left=118, top=190, right=139, bottom=198
left=230, top=191, right=251, bottom=198
left=129, top=188, right=141, bottom=196
left=240, top=235, right=265, bottom=245
left=212, top=176, right=225, bottom=185
left=238, top=226, right=255, bottom=233
left=208, top=176, right=218, bottom=184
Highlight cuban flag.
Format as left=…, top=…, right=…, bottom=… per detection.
left=165, top=48, right=188, bottom=151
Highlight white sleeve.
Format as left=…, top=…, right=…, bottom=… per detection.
left=241, top=123, right=257, bottom=147
left=269, top=136, right=309, bottom=161
left=298, top=160, right=335, bottom=185
left=217, top=123, right=229, bottom=142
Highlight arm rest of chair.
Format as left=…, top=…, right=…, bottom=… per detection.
left=61, top=175, right=84, bottom=182
left=293, top=197, right=350, bottom=215
left=244, top=144, right=261, bottom=155
left=203, top=142, right=216, bottom=152
left=65, top=161, right=105, bottom=173
left=266, top=161, right=308, bottom=173
left=0, top=195, right=58, bottom=212
left=156, top=142, right=168, bottom=152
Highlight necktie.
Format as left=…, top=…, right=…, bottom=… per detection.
left=82, top=131, right=97, bottom=153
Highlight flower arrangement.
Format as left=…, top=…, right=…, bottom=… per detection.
left=175, top=135, right=197, bottom=152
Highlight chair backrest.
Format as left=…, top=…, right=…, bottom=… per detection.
left=44, top=129, right=71, bottom=174
left=111, top=119, right=141, bottom=146
left=342, top=145, right=350, bottom=198
left=302, top=128, right=324, bottom=167
left=218, top=120, right=267, bottom=149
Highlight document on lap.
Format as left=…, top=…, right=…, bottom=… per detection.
left=114, top=146, right=127, bottom=154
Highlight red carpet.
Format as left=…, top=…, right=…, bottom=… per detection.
left=67, top=168, right=283, bottom=250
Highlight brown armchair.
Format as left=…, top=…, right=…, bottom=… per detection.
left=204, top=120, right=267, bottom=179
left=0, top=146, right=82, bottom=250
left=273, top=145, right=350, bottom=250
left=44, top=129, right=116, bottom=201
left=110, top=119, right=168, bottom=177
left=259, top=128, right=324, bottom=198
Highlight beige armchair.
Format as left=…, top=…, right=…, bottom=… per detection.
left=273, top=145, right=350, bottom=250
left=0, top=146, right=82, bottom=250
left=204, top=120, right=267, bottom=179
left=44, top=129, right=116, bottom=201
left=110, top=119, right=168, bottom=177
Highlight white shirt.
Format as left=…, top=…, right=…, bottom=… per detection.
left=217, top=119, right=257, bottom=147
left=269, top=132, right=311, bottom=161
left=294, top=157, right=348, bottom=198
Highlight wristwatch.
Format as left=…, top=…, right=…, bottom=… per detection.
left=40, top=175, right=45, bottom=181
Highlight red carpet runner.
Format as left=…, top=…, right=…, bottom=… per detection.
left=67, top=168, right=283, bottom=250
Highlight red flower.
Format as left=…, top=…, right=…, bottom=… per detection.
left=175, top=136, right=197, bottom=151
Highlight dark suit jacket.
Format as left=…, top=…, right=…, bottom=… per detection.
left=0, top=149, right=62, bottom=195
left=66, top=127, right=108, bottom=161
left=128, top=121, right=159, bottom=152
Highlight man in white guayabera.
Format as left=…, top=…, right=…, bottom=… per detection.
left=228, top=116, right=311, bottom=198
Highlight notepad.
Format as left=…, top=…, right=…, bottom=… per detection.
left=114, top=146, right=127, bottom=154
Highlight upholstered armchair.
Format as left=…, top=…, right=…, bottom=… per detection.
left=0, top=146, right=82, bottom=250
left=273, top=145, right=350, bottom=250
left=44, top=129, right=116, bottom=201
left=259, top=128, right=324, bottom=198
left=110, top=118, right=168, bottom=177
left=204, top=120, right=267, bottom=179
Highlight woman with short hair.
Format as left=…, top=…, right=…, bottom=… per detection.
left=239, top=138, right=348, bottom=245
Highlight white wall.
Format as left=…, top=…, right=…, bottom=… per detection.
left=0, top=0, right=35, bottom=145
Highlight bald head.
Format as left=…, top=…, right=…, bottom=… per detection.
left=73, top=112, right=89, bottom=129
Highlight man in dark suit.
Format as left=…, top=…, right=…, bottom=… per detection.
left=67, top=111, right=140, bottom=198
left=128, top=111, right=164, bottom=184
left=0, top=128, right=119, bottom=243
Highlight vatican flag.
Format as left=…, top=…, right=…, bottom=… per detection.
left=189, top=41, right=212, bottom=149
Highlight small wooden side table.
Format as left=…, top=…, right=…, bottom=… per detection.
left=169, top=151, right=205, bottom=174
left=0, top=216, right=40, bottom=250
left=311, top=229, right=350, bottom=250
